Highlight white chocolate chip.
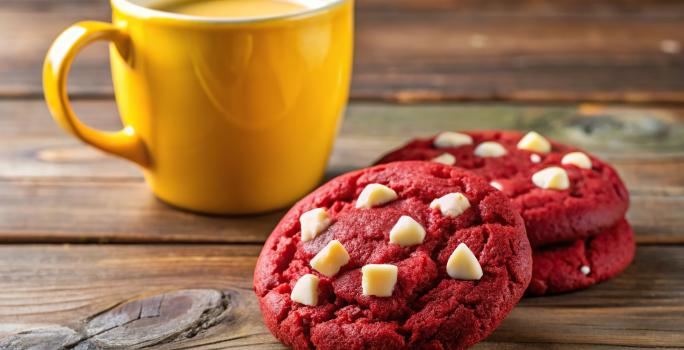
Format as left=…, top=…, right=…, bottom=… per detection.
left=300, top=208, right=331, bottom=242
left=490, top=181, right=503, bottom=191
left=431, top=153, right=456, bottom=165
left=290, top=274, right=319, bottom=306
left=447, top=243, right=483, bottom=280
left=532, top=167, right=570, bottom=190
left=430, top=193, right=471, bottom=218
left=356, top=184, right=398, bottom=209
left=580, top=265, right=591, bottom=275
left=433, top=132, right=473, bottom=149
left=517, top=131, right=551, bottom=154
left=530, top=154, right=542, bottom=163
left=562, top=152, right=592, bottom=170
left=310, top=240, right=350, bottom=277
left=474, top=142, right=507, bottom=158
left=389, top=215, right=426, bottom=247
left=362, top=264, right=398, bottom=297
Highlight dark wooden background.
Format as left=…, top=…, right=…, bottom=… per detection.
left=0, top=0, right=683, bottom=349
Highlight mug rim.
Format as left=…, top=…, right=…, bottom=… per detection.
left=111, top=0, right=348, bottom=24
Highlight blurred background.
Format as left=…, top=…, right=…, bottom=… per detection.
left=4, top=0, right=684, bottom=101
left=2, top=0, right=683, bottom=176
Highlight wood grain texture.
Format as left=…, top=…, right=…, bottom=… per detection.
left=0, top=245, right=681, bottom=349
left=2, top=0, right=684, bottom=102
left=0, top=179, right=281, bottom=243
left=0, top=179, right=680, bottom=245
left=357, top=0, right=684, bottom=14
left=2, top=100, right=684, bottom=185
left=0, top=289, right=232, bottom=349
left=1, top=100, right=683, bottom=244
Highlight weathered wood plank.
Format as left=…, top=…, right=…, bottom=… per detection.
left=0, top=179, right=680, bottom=244
left=358, top=0, right=684, bottom=15
left=0, top=245, right=681, bottom=348
left=1, top=289, right=233, bottom=349
left=353, top=12, right=684, bottom=103
left=6, top=132, right=684, bottom=188
left=2, top=0, right=684, bottom=102
left=2, top=100, right=684, bottom=187
left=0, top=180, right=282, bottom=243
left=0, top=245, right=260, bottom=324
left=1, top=101, right=682, bottom=244
left=8, top=0, right=684, bottom=14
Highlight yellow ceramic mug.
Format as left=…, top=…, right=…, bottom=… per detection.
left=44, top=0, right=354, bottom=214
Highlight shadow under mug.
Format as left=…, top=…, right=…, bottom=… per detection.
left=43, top=0, right=354, bottom=214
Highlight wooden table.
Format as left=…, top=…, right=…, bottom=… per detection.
left=1, top=0, right=683, bottom=349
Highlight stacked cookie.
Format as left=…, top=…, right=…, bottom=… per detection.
left=253, top=130, right=634, bottom=349
left=376, top=130, right=634, bottom=296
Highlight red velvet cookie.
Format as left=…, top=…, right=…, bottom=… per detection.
left=527, top=219, right=635, bottom=296
left=376, top=130, right=629, bottom=247
left=254, top=161, right=532, bottom=350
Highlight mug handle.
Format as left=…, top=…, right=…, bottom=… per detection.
left=43, top=21, right=149, bottom=167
